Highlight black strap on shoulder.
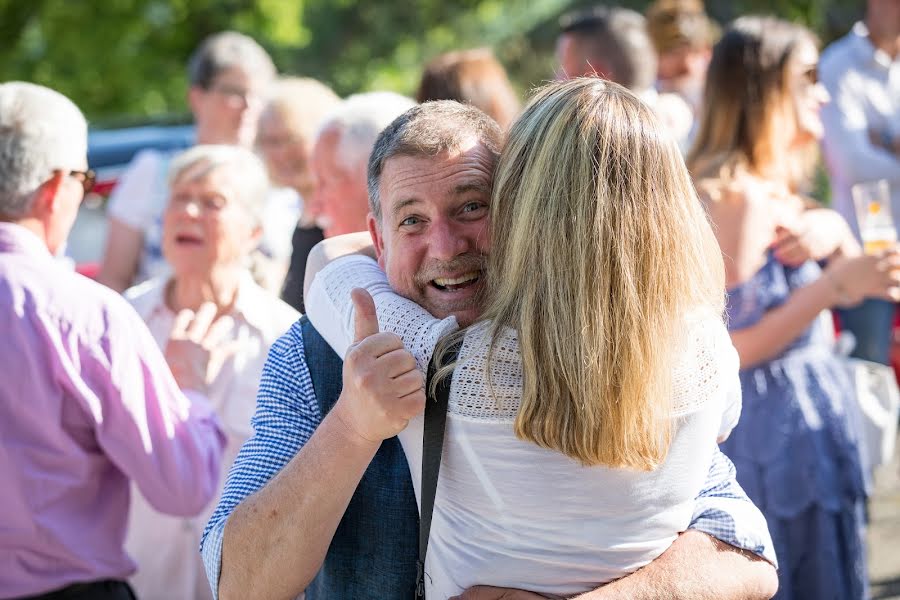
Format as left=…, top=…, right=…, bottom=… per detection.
left=415, top=343, right=460, bottom=599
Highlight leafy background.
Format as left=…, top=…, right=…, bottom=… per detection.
left=0, top=0, right=864, bottom=126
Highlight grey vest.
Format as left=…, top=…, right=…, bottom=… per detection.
left=300, top=317, right=419, bottom=599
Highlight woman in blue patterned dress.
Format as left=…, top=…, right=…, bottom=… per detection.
left=688, top=16, right=900, bottom=600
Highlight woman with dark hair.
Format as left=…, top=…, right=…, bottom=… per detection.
left=689, top=16, right=900, bottom=599
left=417, top=48, right=520, bottom=129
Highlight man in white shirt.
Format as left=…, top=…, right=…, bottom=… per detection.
left=820, top=0, right=900, bottom=364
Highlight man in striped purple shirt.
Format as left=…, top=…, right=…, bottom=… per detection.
left=0, top=82, right=227, bottom=600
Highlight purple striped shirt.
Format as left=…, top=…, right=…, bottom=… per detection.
left=0, top=223, right=225, bottom=598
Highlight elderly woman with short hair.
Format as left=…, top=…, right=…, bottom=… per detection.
left=123, top=145, right=298, bottom=600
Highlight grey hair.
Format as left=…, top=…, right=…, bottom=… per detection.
left=187, top=31, right=276, bottom=89
left=367, top=100, right=503, bottom=219
left=316, top=92, right=417, bottom=175
left=559, top=6, right=658, bottom=93
left=0, top=82, right=87, bottom=218
left=168, top=144, right=270, bottom=226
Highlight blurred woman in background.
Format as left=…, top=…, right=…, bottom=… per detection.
left=98, top=32, right=276, bottom=293
left=123, top=145, right=298, bottom=600
left=417, top=48, right=520, bottom=129
left=688, top=16, right=900, bottom=599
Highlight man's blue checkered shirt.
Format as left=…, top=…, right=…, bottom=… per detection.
left=200, top=320, right=776, bottom=597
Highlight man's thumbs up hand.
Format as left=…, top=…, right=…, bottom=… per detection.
left=335, top=288, right=426, bottom=444
left=352, top=288, right=380, bottom=342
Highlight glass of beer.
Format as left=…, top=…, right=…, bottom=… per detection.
left=852, top=179, right=896, bottom=254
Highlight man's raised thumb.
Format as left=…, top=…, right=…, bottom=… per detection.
left=352, top=288, right=379, bottom=342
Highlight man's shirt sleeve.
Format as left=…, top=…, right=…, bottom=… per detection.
left=687, top=448, right=778, bottom=567
left=200, top=321, right=322, bottom=597
left=819, top=51, right=900, bottom=188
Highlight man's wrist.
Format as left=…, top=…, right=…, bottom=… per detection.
left=329, top=397, right=383, bottom=450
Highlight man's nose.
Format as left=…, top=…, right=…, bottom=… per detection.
left=428, top=219, right=471, bottom=260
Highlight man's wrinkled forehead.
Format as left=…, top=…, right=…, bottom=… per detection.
left=378, top=139, right=494, bottom=211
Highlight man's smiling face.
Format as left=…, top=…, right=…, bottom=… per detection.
left=369, top=138, right=494, bottom=327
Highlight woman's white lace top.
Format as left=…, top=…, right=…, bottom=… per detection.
left=307, top=256, right=742, bottom=599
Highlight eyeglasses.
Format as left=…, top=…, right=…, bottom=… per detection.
left=169, top=193, right=229, bottom=214
left=55, top=169, right=96, bottom=194
left=209, top=83, right=259, bottom=106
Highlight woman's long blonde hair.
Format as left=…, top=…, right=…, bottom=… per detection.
left=481, top=77, right=725, bottom=470
left=686, top=16, right=819, bottom=188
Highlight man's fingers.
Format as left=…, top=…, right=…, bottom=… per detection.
left=186, top=301, right=218, bottom=342
left=352, top=332, right=405, bottom=359
left=397, top=391, right=427, bottom=421
left=352, top=288, right=379, bottom=343
left=378, top=348, right=419, bottom=378
left=392, top=369, right=425, bottom=398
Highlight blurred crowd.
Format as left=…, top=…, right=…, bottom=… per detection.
left=2, top=1, right=900, bottom=600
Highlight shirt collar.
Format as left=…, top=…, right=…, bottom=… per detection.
left=146, top=270, right=270, bottom=332
left=0, top=222, right=53, bottom=259
left=850, top=21, right=896, bottom=70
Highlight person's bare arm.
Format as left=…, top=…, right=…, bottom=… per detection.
left=452, top=532, right=777, bottom=600
left=97, top=216, right=143, bottom=292
left=219, top=402, right=381, bottom=599
left=575, top=532, right=777, bottom=600
left=218, top=290, right=425, bottom=600
left=731, top=251, right=900, bottom=368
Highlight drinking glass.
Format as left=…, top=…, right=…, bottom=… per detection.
left=852, top=179, right=896, bottom=254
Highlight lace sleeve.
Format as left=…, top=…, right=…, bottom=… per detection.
left=672, top=312, right=742, bottom=438
left=306, top=255, right=458, bottom=371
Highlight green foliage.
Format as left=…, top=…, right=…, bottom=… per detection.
left=0, top=0, right=864, bottom=124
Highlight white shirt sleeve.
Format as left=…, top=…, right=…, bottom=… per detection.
left=820, top=61, right=900, bottom=186
left=672, top=313, right=742, bottom=439
left=107, top=149, right=167, bottom=230
left=306, top=255, right=458, bottom=371
left=717, top=327, right=743, bottom=440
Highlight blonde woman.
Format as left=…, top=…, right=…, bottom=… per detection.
left=304, top=81, right=768, bottom=598
left=688, top=17, right=900, bottom=600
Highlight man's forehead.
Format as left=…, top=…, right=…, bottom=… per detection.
left=310, top=128, right=343, bottom=169
left=381, top=141, right=493, bottom=191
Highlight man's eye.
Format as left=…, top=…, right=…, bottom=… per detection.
left=400, top=216, right=420, bottom=227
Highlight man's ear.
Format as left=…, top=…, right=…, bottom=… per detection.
left=34, top=172, right=66, bottom=217
left=187, top=86, right=205, bottom=116
left=367, top=213, right=386, bottom=268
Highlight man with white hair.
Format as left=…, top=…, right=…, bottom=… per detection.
left=306, top=91, right=417, bottom=238
left=276, top=92, right=415, bottom=311
left=0, top=82, right=227, bottom=600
